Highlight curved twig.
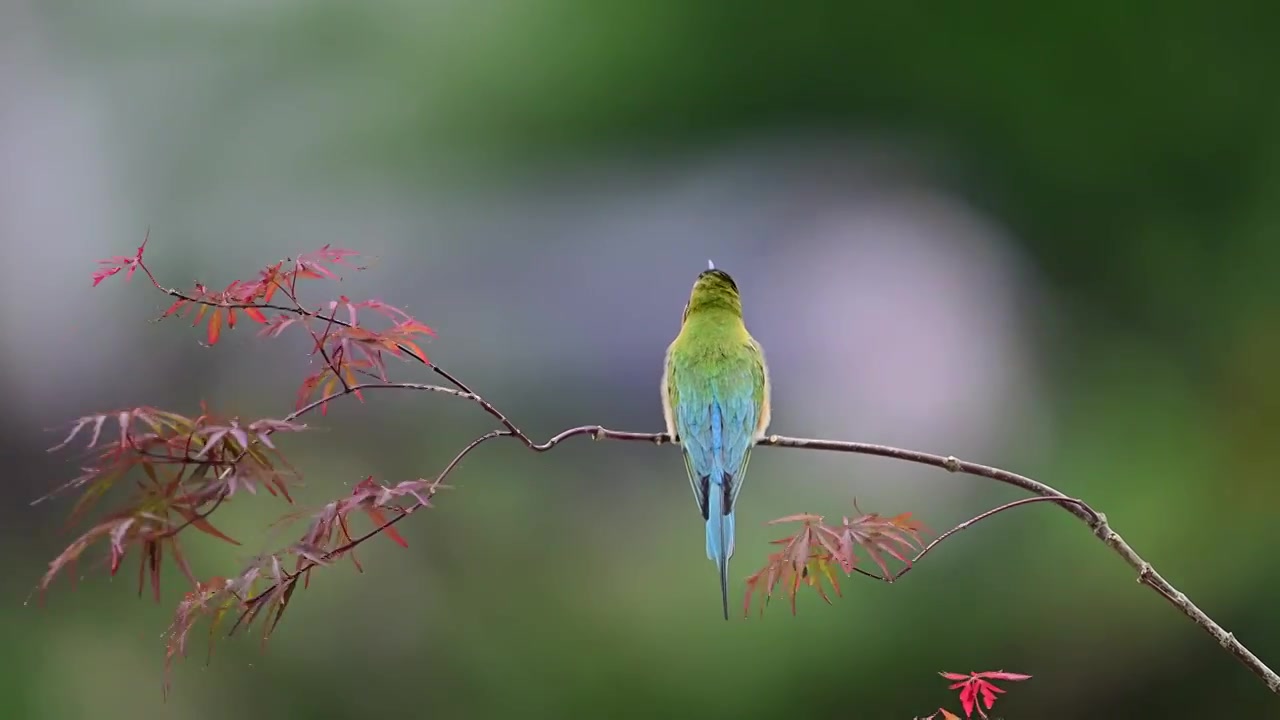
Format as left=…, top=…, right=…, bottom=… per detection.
left=892, top=496, right=1090, bottom=581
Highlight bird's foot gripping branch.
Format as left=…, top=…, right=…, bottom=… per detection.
left=32, top=236, right=1280, bottom=715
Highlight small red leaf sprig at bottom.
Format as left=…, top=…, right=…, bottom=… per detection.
left=939, top=670, right=1032, bottom=718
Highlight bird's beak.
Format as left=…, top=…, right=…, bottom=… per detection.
left=707, top=259, right=715, bottom=270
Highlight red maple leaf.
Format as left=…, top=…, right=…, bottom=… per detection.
left=742, top=507, right=928, bottom=617
left=939, top=670, right=1032, bottom=718
left=91, top=230, right=149, bottom=286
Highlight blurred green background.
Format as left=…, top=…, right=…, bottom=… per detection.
left=3, top=2, right=1279, bottom=718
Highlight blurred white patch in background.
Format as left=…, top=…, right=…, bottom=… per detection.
left=761, top=169, right=1045, bottom=455
left=0, top=1, right=128, bottom=417
left=765, top=180, right=1052, bottom=506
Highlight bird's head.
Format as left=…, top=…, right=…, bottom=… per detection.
left=683, top=263, right=742, bottom=320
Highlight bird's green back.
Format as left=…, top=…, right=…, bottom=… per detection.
left=661, top=269, right=770, bottom=514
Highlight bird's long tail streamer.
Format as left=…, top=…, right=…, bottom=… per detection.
left=705, top=486, right=735, bottom=620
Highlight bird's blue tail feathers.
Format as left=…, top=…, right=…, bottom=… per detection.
left=705, top=479, right=734, bottom=621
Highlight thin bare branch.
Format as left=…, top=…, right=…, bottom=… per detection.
left=284, top=382, right=476, bottom=424
left=886, top=496, right=1089, bottom=582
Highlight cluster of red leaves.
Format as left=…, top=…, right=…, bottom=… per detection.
left=82, top=237, right=445, bottom=638
left=91, top=231, right=149, bottom=286
left=136, top=243, right=436, bottom=412
left=75, top=237, right=447, bottom=689
left=162, top=474, right=440, bottom=694
left=919, top=671, right=1032, bottom=719
left=36, top=405, right=306, bottom=603
left=290, top=296, right=435, bottom=415
left=159, top=245, right=360, bottom=345
left=281, top=475, right=442, bottom=580
left=743, top=508, right=927, bottom=616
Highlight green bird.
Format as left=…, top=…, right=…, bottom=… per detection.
left=661, top=261, right=771, bottom=619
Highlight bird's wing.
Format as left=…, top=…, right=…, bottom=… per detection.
left=720, top=351, right=764, bottom=510
left=667, top=356, right=712, bottom=519
left=749, top=335, right=771, bottom=438
left=660, top=342, right=679, bottom=441
left=727, top=340, right=762, bottom=504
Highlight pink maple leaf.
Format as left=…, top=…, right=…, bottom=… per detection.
left=939, top=670, right=1032, bottom=718
left=91, top=230, right=149, bottom=287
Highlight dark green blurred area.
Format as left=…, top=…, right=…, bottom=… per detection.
left=4, top=2, right=1280, bottom=718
